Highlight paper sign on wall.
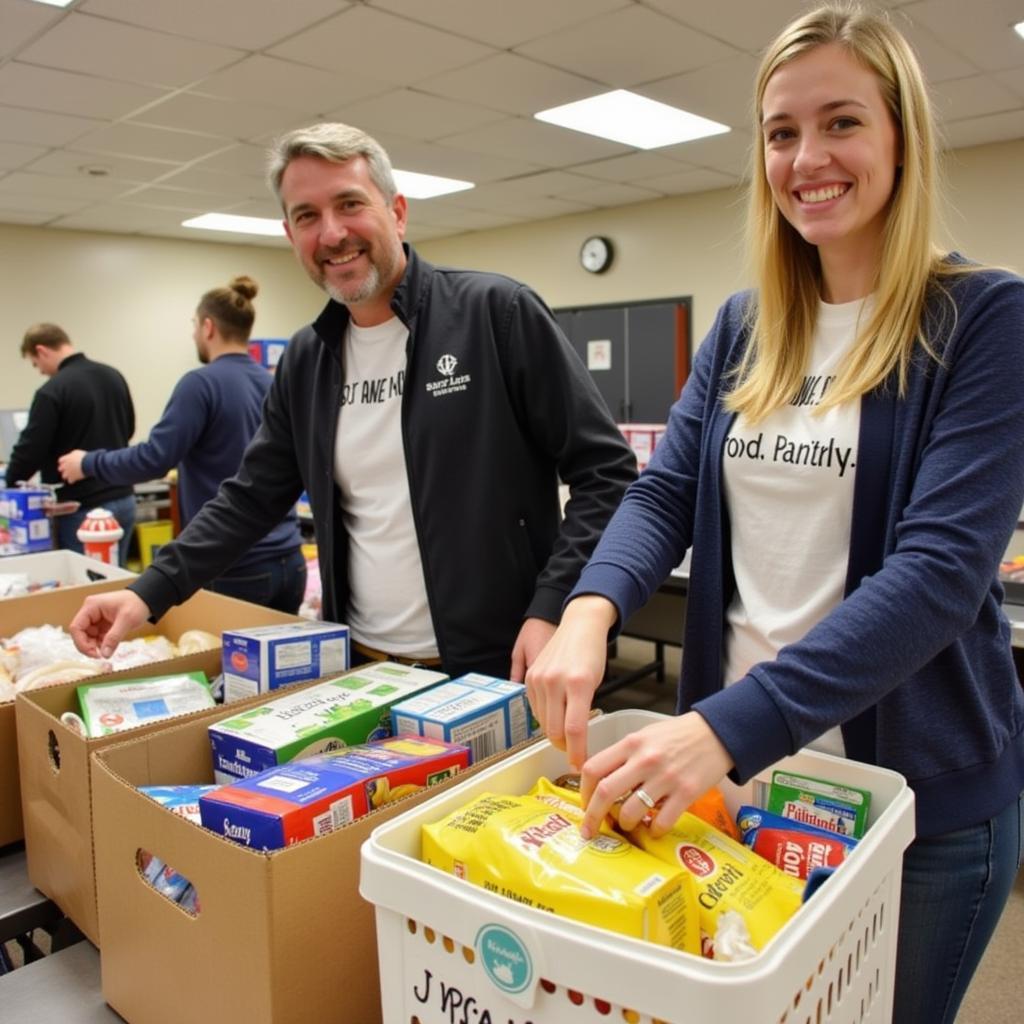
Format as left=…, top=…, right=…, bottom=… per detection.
left=587, top=339, right=612, bottom=371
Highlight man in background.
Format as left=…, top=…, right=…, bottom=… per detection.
left=8, top=323, right=135, bottom=562
left=70, top=122, right=636, bottom=681
left=58, top=277, right=306, bottom=613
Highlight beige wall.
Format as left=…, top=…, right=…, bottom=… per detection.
left=0, top=137, right=1021, bottom=443
left=0, top=228, right=323, bottom=439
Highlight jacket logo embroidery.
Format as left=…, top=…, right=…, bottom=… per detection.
left=425, top=353, right=472, bottom=398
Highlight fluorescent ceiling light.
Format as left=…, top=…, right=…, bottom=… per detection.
left=535, top=89, right=729, bottom=150
left=1015, top=21, right=1024, bottom=40
left=30, top=0, right=76, bottom=7
left=393, top=169, right=473, bottom=199
left=182, top=213, right=285, bottom=237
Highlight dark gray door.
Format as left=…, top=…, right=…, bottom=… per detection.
left=627, top=303, right=680, bottom=422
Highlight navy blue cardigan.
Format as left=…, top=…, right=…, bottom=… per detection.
left=574, top=262, right=1024, bottom=837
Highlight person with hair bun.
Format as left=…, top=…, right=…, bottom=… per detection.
left=59, top=276, right=306, bottom=613
left=526, top=5, right=1024, bottom=1021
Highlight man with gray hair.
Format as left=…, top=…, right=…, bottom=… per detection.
left=70, top=122, right=636, bottom=682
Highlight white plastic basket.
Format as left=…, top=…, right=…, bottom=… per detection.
left=360, top=710, right=915, bottom=1024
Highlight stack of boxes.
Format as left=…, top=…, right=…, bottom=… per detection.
left=0, top=486, right=52, bottom=554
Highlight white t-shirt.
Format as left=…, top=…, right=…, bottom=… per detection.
left=722, top=297, right=870, bottom=757
left=333, top=317, right=437, bottom=657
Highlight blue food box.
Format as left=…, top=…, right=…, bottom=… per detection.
left=199, top=736, right=470, bottom=850
left=388, top=672, right=533, bottom=763
left=0, top=487, right=50, bottom=521
left=222, top=621, right=351, bottom=701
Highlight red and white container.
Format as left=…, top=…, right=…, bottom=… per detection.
left=76, top=507, right=124, bottom=566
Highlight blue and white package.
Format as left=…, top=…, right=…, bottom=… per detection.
left=221, top=622, right=351, bottom=701
left=140, top=784, right=218, bottom=824
left=388, top=672, right=532, bottom=763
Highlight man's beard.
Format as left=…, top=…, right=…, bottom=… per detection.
left=323, top=262, right=381, bottom=305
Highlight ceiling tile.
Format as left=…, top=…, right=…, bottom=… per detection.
left=405, top=198, right=524, bottom=231
left=995, top=66, right=1024, bottom=101
left=635, top=166, right=740, bottom=195
left=902, top=0, right=1024, bottom=72
left=941, top=108, right=1024, bottom=149
left=0, top=190, right=87, bottom=215
left=368, top=131, right=545, bottom=183
left=369, top=0, right=629, bottom=49
left=515, top=6, right=739, bottom=88
left=659, top=129, right=754, bottom=175
left=115, top=183, right=243, bottom=213
left=0, top=169, right=135, bottom=201
left=894, top=17, right=979, bottom=84
left=440, top=117, right=630, bottom=169
left=156, top=166, right=268, bottom=199
left=568, top=151, right=689, bottom=183
left=80, top=0, right=350, bottom=51
left=329, top=88, right=505, bottom=142
left=24, top=148, right=179, bottom=182
left=0, top=206, right=56, bottom=226
left=193, top=54, right=388, bottom=113
left=559, top=180, right=665, bottom=207
left=267, top=6, right=494, bottom=86
left=641, top=0, right=817, bottom=54
left=418, top=52, right=600, bottom=117
left=130, top=92, right=299, bottom=141
left=50, top=202, right=203, bottom=233
left=191, top=144, right=271, bottom=178
left=0, top=0, right=64, bottom=60
left=0, top=62, right=168, bottom=120
left=931, top=74, right=1022, bottom=123
left=643, top=54, right=760, bottom=129
left=218, top=197, right=284, bottom=219
left=18, top=12, right=245, bottom=89
left=0, top=140, right=49, bottom=171
left=0, top=104, right=101, bottom=146
left=71, top=122, right=232, bottom=162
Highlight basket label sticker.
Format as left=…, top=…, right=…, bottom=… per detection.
left=476, top=924, right=533, bottom=996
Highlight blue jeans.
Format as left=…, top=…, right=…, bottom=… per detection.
left=55, top=494, right=136, bottom=567
left=205, top=547, right=307, bottom=614
left=893, top=792, right=1024, bottom=1024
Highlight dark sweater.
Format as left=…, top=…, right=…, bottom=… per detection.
left=7, top=352, right=134, bottom=507
left=83, top=353, right=301, bottom=569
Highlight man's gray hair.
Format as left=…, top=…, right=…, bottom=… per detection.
left=267, top=123, right=397, bottom=210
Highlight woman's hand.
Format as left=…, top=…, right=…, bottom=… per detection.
left=578, top=711, right=734, bottom=839
left=525, top=595, right=617, bottom=769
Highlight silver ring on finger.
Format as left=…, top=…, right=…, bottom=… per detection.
left=634, top=787, right=657, bottom=810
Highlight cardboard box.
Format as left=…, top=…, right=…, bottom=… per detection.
left=221, top=620, right=351, bottom=701
left=389, top=672, right=533, bottom=761
left=13, top=588, right=303, bottom=942
left=0, top=576, right=133, bottom=846
left=208, top=662, right=447, bottom=783
left=90, top=706, right=538, bottom=1024
left=0, top=550, right=135, bottom=599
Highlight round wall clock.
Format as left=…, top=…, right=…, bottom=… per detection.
left=579, top=235, right=614, bottom=274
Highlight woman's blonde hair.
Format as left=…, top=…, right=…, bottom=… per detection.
left=728, top=3, right=956, bottom=422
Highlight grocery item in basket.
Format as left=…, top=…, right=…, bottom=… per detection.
left=631, top=809, right=805, bottom=956
left=422, top=790, right=700, bottom=954
left=76, top=672, right=214, bottom=737
left=736, top=805, right=858, bottom=881
left=766, top=769, right=872, bottom=838
left=200, top=735, right=469, bottom=850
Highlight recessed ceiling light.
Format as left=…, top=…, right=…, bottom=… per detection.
left=393, top=169, right=474, bottom=199
left=182, top=213, right=286, bottom=237
left=1015, top=21, right=1024, bottom=40
left=535, top=89, right=730, bottom=150
left=29, top=0, right=76, bottom=8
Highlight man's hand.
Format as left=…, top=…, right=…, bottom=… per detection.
left=69, top=591, right=152, bottom=659
left=509, top=617, right=557, bottom=683
left=57, top=449, right=87, bottom=484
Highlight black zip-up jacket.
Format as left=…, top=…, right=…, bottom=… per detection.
left=7, top=352, right=135, bottom=507
left=132, top=247, right=637, bottom=677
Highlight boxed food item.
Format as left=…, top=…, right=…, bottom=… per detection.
left=0, top=486, right=50, bottom=520
left=75, top=672, right=215, bottom=737
left=208, top=662, right=448, bottom=784
left=221, top=621, right=351, bottom=701
left=389, top=672, right=533, bottom=761
left=7, top=517, right=51, bottom=554
left=200, top=736, right=470, bottom=850
left=13, top=587, right=303, bottom=942
left=90, top=701, right=538, bottom=1024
